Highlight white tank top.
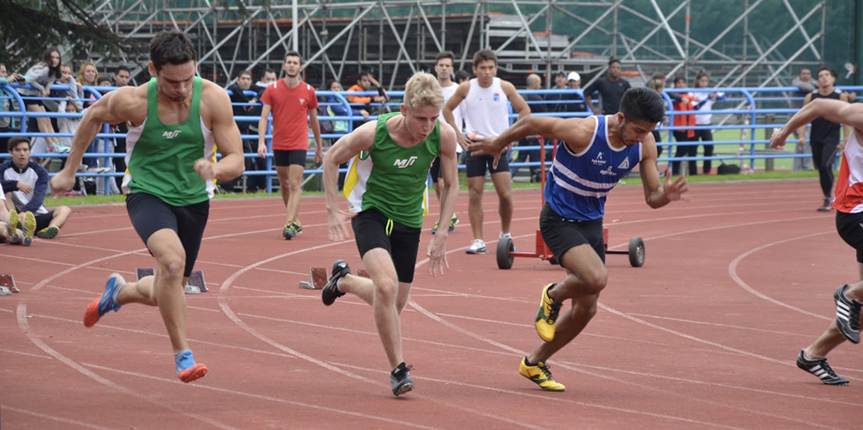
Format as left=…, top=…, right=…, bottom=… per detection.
left=462, top=78, right=511, bottom=138
left=440, top=83, right=463, bottom=153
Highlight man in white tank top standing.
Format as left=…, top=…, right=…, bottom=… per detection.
left=443, top=49, right=530, bottom=254
left=428, top=51, right=461, bottom=235
left=772, top=99, right=863, bottom=386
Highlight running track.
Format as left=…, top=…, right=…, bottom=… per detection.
left=0, top=179, right=860, bottom=429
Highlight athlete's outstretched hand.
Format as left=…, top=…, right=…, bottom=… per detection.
left=327, top=209, right=352, bottom=242
left=664, top=172, right=689, bottom=202
left=426, top=235, right=449, bottom=277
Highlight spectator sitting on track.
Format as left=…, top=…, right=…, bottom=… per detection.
left=1, top=136, right=71, bottom=239
left=0, top=182, right=29, bottom=245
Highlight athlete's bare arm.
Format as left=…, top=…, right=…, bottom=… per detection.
left=257, top=103, right=273, bottom=158
left=427, top=121, right=459, bottom=275
left=200, top=81, right=244, bottom=181
left=466, top=116, right=596, bottom=167
left=309, top=107, right=324, bottom=163
left=442, top=81, right=470, bottom=149
left=50, top=86, right=146, bottom=197
left=322, top=121, right=377, bottom=241
left=639, top=132, right=688, bottom=208
left=502, top=80, right=530, bottom=121
left=772, top=99, right=863, bottom=149
left=499, top=80, right=531, bottom=152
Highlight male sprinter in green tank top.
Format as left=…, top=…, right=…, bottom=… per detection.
left=50, top=30, right=244, bottom=383
left=321, top=71, right=459, bottom=396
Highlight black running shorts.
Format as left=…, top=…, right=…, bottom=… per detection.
left=429, top=156, right=441, bottom=182
left=465, top=151, right=510, bottom=178
left=351, top=208, right=421, bottom=284
left=836, top=211, right=863, bottom=263
left=539, top=203, right=605, bottom=265
left=126, top=193, right=210, bottom=277
left=34, top=210, right=54, bottom=231
left=273, top=149, right=307, bottom=167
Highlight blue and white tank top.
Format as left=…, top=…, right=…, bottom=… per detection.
left=544, top=115, right=642, bottom=221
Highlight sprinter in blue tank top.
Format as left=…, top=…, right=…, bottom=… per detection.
left=468, top=88, right=688, bottom=391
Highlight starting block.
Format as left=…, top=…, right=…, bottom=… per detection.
left=0, top=274, right=19, bottom=293
left=136, top=268, right=208, bottom=294
left=299, top=267, right=328, bottom=290
left=356, top=269, right=370, bottom=278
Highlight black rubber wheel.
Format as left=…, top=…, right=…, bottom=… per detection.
left=628, top=237, right=645, bottom=267
left=497, top=237, right=514, bottom=269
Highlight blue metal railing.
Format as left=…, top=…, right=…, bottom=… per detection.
left=2, top=83, right=861, bottom=194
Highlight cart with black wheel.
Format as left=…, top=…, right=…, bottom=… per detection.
left=496, top=138, right=645, bottom=270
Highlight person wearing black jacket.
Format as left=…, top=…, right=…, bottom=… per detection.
left=223, top=71, right=259, bottom=192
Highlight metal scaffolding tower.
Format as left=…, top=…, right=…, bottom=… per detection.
left=84, top=0, right=827, bottom=89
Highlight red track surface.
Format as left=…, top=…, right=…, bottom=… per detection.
left=1, top=179, right=860, bottom=429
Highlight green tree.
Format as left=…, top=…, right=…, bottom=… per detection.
left=0, top=0, right=137, bottom=72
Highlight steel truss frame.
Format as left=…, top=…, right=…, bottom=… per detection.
left=83, top=0, right=826, bottom=89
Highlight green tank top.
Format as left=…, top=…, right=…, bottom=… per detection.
left=127, top=77, right=208, bottom=206
left=362, top=112, right=440, bottom=228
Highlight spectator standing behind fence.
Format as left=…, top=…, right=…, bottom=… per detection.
left=510, top=73, right=544, bottom=183
left=111, top=66, right=132, bottom=190
left=690, top=70, right=725, bottom=175
left=225, top=70, right=257, bottom=192
left=583, top=58, right=631, bottom=115
left=791, top=68, right=815, bottom=172
left=55, top=65, right=84, bottom=110
left=324, top=80, right=365, bottom=192
left=347, top=70, right=388, bottom=130
left=647, top=73, right=668, bottom=159
left=246, top=70, right=276, bottom=193
left=429, top=51, right=461, bottom=235
left=546, top=71, right=587, bottom=116
left=804, top=67, right=850, bottom=212
left=769, top=97, right=863, bottom=386
left=670, top=76, right=696, bottom=176
left=0, top=63, right=27, bottom=150
left=1, top=136, right=71, bottom=239
left=443, top=49, right=530, bottom=255
left=257, top=51, right=323, bottom=240
left=18, top=48, right=63, bottom=152
left=56, top=98, right=81, bottom=156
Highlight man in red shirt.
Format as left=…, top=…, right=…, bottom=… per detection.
left=257, top=51, right=323, bottom=239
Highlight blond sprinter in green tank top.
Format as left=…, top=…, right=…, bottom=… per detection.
left=51, top=30, right=244, bottom=383
left=321, top=71, right=459, bottom=395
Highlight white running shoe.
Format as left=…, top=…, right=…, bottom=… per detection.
left=466, top=239, right=487, bottom=255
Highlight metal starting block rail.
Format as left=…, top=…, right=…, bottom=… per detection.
left=136, top=268, right=209, bottom=294
left=299, top=267, right=370, bottom=290
left=0, top=274, right=19, bottom=295
left=299, top=267, right=328, bottom=290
